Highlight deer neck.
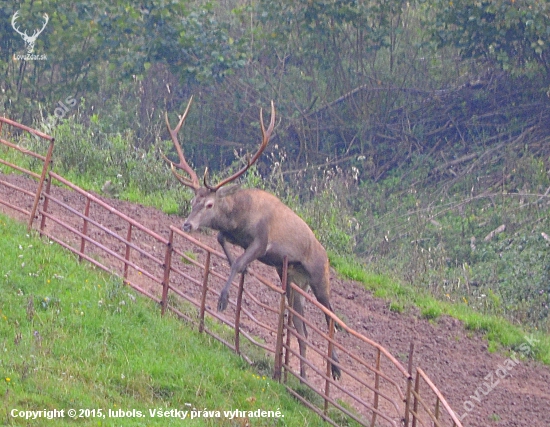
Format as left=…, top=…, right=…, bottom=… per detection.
left=212, top=189, right=250, bottom=233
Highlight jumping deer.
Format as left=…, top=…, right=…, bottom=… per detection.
left=163, top=97, right=340, bottom=380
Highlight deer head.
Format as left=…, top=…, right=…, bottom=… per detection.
left=162, top=98, right=276, bottom=231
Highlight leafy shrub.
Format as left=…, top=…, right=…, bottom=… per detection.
left=431, top=0, right=550, bottom=78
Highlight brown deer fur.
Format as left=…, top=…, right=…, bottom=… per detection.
left=165, top=100, right=340, bottom=380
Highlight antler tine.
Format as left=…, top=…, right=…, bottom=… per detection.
left=163, top=96, right=200, bottom=191
left=205, top=101, right=276, bottom=191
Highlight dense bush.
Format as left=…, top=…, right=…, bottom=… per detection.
left=431, top=0, right=550, bottom=78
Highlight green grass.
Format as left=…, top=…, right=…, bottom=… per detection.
left=329, top=253, right=550, bottom=365
left=57, top=170, right=185, bottom=215
left=0, top=213, right=325, bottom=426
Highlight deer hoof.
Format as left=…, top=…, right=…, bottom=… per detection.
left=217, top=291, right=229, bottom=312
left=332, top=364, right=341, bottom=380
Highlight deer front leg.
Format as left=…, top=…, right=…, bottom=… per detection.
left=217, top=233, right=236, bottom=266
left=217, top=235, right=267, bottom=312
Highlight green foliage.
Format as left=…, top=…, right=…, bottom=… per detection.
left=177, top=9, right=248, bottom=82
left=292, top=171, right=358, bottom=256
left=473, top=231, right=550, bottom=326
left=20, top=112, right=191, bottom=212
left=1, top=0, right=245, bottom=124
left=421, top=303, right=443, bottom=320
left=431, top=0, right=550, bottom=77
left=299, top=187, right=356, bottom=256
left=2, top=1, right=117, bottom=122
left=347, top=141, right=550, bottom=333
left=389, top=301, right=405, bottom=313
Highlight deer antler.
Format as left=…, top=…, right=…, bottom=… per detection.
left=204, top=101, right=276, bottom=191
left=162, top=96, right=200, bottom=191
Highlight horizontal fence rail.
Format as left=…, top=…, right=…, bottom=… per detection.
left=0, top=116, right=54, bottom=230
left=0, top=117, right=463, bottom=427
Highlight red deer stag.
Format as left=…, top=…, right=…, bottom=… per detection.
left=163, top=97, right=341, bottom=380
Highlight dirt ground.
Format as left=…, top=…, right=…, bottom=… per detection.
left=1, top=172, right=549, bottom=427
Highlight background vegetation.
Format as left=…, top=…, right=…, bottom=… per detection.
left=1, top=0, right=549, bottom=334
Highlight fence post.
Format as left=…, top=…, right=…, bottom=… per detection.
left=412, top=369, right=420, bottom=427
left=370, top=347, right=381, bottom=427
left=283, top=283, right=293, bottom=384
left=434, top=396, right=441, bottom=427
left=123, top=223, right=133, bottom=281
left=161, top=228, right=174, bottom=316
left=28, top=138, right=54, bottom=231
left=404, top=341, right=415, bottom=427
left=234, top=273, right=245, bottom=355
left=79, top=198, right=91, bottom=262
left=199, top=251, right=211, bottom=333
left=39, top=174, right=52, bottom=235
left=324, top=317, right=335, bottom=415
left=273, top=255, right=288, bottom=381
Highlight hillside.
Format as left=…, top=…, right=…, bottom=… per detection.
left=3, top=0, right=550, bottom=425
left=1, top=172, right=550, bottom=426
left=0, top=212, right=329, bottom=426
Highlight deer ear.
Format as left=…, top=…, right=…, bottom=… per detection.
left=217, top=184, right=241, bottom=198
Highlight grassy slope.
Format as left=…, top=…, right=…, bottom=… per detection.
left=2, top=134, right=549, bottom=372
left=330, top=254, right=550, bottom=365
left=0, top=213, right=323, bottom=426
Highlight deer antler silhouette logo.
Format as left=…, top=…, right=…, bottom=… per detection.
left=11, top=10, right=49, bottom=54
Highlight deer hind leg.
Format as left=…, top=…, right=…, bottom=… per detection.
left=278, top=266, right=307, bottom=381
left=285, top=265, right=340, bottom=381
left=288, top=288, right=308, bottom=381
left=305, top=263, right=342, bottom=380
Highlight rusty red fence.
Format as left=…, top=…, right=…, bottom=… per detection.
left=0, top=117, right=463, bottom=427
left=0, top=116, right=54, bottom=230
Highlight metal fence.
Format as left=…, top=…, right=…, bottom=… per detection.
left=0, top=116, right=54, bottom=230
left=0, top=117, right=463, bottom=427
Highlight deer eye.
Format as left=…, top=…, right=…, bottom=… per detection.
left=205, top=200, right=214, bottom=209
